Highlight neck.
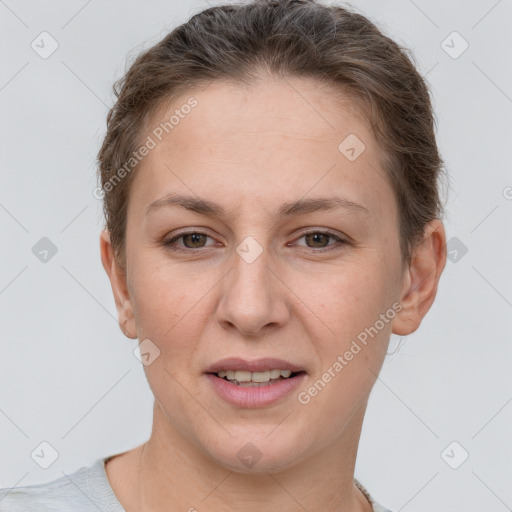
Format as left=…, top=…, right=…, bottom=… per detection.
left=137, top=400, right=372, bottom=512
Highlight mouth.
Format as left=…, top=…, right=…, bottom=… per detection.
left=204, top=357, right=307, bottom=407
left=210, top=369, right=306, bottom=387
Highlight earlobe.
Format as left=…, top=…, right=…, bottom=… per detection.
left=392, top=220, right=447, bottom=336
left=99, top=230, right=137, bottom=339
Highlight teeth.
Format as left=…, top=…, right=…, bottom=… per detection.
left=216, top=368, right=296, bottom=383
left=234, top=370, right=252, bottom=382
left=251, top=371, right=270, bottom=382
left=270, top=369, right=281, bottom=379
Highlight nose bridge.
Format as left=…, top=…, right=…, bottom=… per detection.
left=217, top=236, right=288, bottom=335
left=234, top=236, right=270, bottom=294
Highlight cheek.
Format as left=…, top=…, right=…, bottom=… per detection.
left=296, top=264, right=394, bottom=430
left=301, top=261, right=397, bottom=417
left=128, top=262, right=205, bottom=411
left=129, top=245, right=189, bottom=310
left=128, top=256, right=209, bottom=356
left=312, top=259, right=395, bottom=339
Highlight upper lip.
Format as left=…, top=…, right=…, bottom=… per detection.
left=205, top=357, right=305, bottom=374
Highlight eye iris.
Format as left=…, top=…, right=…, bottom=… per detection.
left=306, top=233, right=330, bottom=248
left=183, top=233, right=206, bottom=248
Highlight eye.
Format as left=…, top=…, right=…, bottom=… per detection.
left=163, top=231, right=216, bottom=251
left=163, top=229, right=347, bottom=253
left=291, top=230, right=346, bottom=251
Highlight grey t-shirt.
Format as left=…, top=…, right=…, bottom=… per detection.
left=0, top=455, right=393, bottom=511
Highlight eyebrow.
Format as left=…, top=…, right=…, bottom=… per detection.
left=145, top=193, right=369, bottom=219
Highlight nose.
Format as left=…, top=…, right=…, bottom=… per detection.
left=215, top=245, right=290, bottom=337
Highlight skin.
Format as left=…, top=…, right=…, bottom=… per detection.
left=100, top=75, right=446, bottom=512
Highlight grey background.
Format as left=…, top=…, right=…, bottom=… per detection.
left=0, top=0, right=511, bottom=510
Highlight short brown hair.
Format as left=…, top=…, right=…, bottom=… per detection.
left=97, top=0, right=445, bottom=269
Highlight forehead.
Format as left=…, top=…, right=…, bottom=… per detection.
left=156, top=77, right=371, bottom=152
left=129, top=76, right=394, bottom=220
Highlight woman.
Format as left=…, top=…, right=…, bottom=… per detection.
left=0, top=0, right=446, bottom=510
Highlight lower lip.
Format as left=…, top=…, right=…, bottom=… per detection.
left=205, top=373, right=307, bottom=408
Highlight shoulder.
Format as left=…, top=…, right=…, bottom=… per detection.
left=373, top=504, right=395, bottom=512
left=354, top=478, right=394, bottom=512
left=0, top=461, right=104, bottom=512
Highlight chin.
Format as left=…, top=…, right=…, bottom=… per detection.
left=202, top=431, right=308, bottom=474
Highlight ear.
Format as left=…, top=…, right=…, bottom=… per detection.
left=392, top=219, right=447, bottom=336
left=100, top=230, right=137, bottom=339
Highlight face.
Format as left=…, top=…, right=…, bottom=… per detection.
left=102, top=76, right=438, bottom=473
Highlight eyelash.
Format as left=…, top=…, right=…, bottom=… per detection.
left=163, top=230, right=347, bottom=254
